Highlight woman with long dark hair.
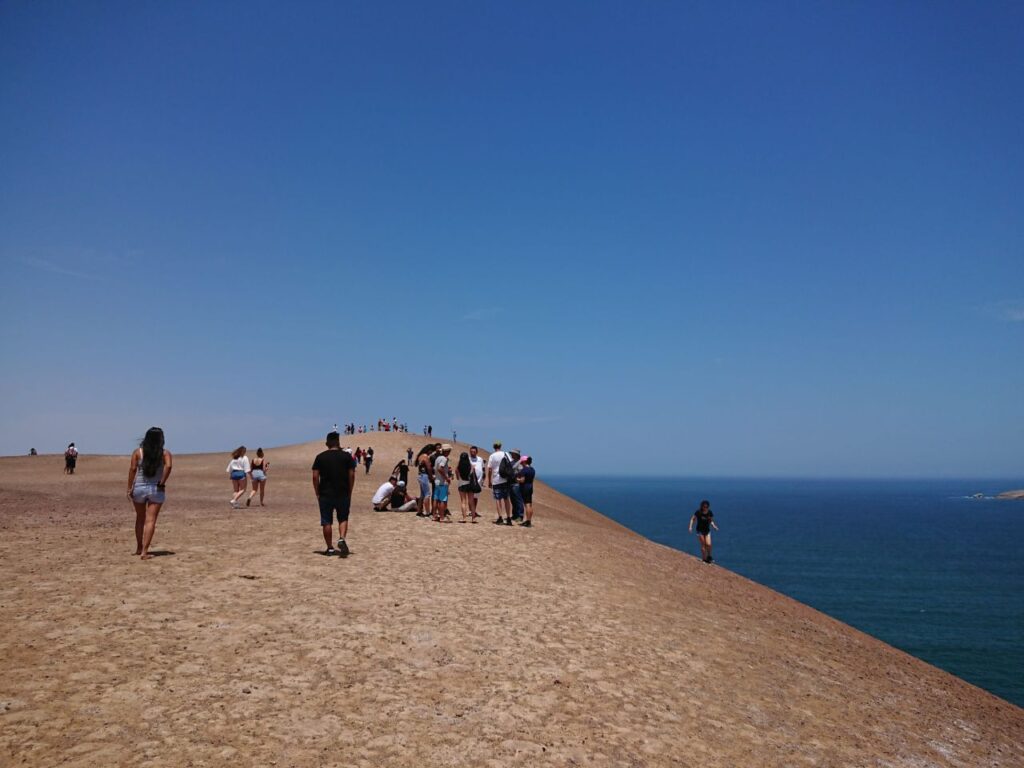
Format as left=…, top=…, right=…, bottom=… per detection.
left=688, top=499, right=720, bottom=563
left=127, top=427, right=173, bottom=560
left=226, top=446, right=250, bottom=508
left=247, top=447, right=268, bottom=507
left=456, top=451, right=476, bottom=523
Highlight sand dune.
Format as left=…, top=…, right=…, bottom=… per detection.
left=1, top=432, right=1021, bottom=766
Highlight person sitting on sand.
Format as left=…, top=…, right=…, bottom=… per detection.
left=64, top=442, right=78, bottom=475
left=517, top=455, right=535, bottom=527
left=127, top=427, right=173, bottom=560
left=226, top=446, right=250, bottom=509
left=688, top=500, right=720, bottom=563
left=311, top=431, right=356, bottom=557
left=247, top=448, right=268, bottom=507
left=372, top=477, right=398, bottom=510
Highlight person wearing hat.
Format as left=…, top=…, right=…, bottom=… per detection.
left=432, top=444, right=453, bottom=521
left=390, top=480, right=418, bottom=511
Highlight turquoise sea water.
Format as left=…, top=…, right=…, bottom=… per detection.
left=546, top=476, right=1024, bottom=708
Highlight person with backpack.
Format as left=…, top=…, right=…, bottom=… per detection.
left=486, top=441, right=515, bottom=526
left=508, top=448, right=524, bottom=521
left=516, top=455, right=536, bottom=527
left=64, top=443, right=78, bottom=475
left=456, top=450, right=481, bottom=523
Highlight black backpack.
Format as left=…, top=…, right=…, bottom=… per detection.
left=498, top=453, right=516, bottom=481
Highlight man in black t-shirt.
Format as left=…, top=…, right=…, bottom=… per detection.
left=311, top=431, right=357, bottom=557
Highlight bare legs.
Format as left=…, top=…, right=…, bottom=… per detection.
left=493, top=493, right=512, bottom=524
left=248, top=479, right=266, bottom=506
left=322, top=520, right=349, bottom=551
left=469, top=491, right=478, bottom=521
left=230, top=476, right=247, bottom=506
left=134, top=500, right=163, bottom=559
left=458, top=487, right=470, bottom=522
left=698, top=532, right=712, bottom=562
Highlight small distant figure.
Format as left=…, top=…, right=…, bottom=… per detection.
left=226, top=446, right=251, bottom=509
left=354, top=446, right=362, bottom=465
left=364, top=447, right=374, bottom=474
left=406, top=447, right=414, bottom=463
left=311, top=431, right=356, bottom=557
left=452, top=430, right=457, bottom=443
left=333, top=423, right=339, bottom=434
left=64, top=443, right=78, bottom=474
left=517, top=455, right=535, bottom=527
left=689, top=500, right=720, bottom=564
left=432, top=444, right=453, bottom=521
left=391, top=458, right=410, bottom=487
left=427, top=425, right=433, bottom=437
left=248, top=448, right=268, bottom=507
left=29, top=448, right=37, bottom=456
left=127, top=427, right=173, bottom=560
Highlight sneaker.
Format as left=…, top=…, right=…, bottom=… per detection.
left=520, top=520, right=531, bottom=528
left=337, top=539, right=350, bottom=558
left=493, top=517, right=504, bottom=525
left=326, top=547, right=337, bottom=556
left=505, top=518, right=513, bottom=526
left=230, top=500, right=239, bottom=509
left=245, top=497, right=251, bottom=507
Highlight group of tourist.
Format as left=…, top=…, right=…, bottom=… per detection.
left=339, top=419, right=409, bottom=435
left=120, top=426, right=718, bottom=564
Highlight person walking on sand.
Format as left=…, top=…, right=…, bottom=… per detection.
left=312, top=431, right=356, bottom=557
left=364, top=447, right=374, bottom=474
left=689, top=500, right=719, bottom=563
left=247, top=448, right=269, bottom=506
left=432, top=444, right=453, bottom=521
left=407, top=447, right=414, bottom=463
left=127, top=427, right=173, bottom=560
left=517, top=455, right=536, bottom=527
left=391, top=458, right=410, bottom=487
left=486, top=441, right=515, bottom=526
left=64, top=443, right=78, bottom=475
left=227, top=446, right=251, bottom=508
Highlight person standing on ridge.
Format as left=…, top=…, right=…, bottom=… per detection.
left=468, top=445, right=485, bottom=521
left=508, top=448, right=524, bottom=521
left=127, top=427, right=173, bottom=560
left=486, top=441, right=514, bottom=526
left=407, top=447, right=414, bottom=464
left=689, top=500, right=719, bottom=563
left=64, top=443, right=78, bottom=475
left=517, top=455, right=536, bottom=527
left=415, top=444, right=436, bottom=517
left=312, top=431, right=356, bottom=557
left=432, top=444, right=453, bottom=521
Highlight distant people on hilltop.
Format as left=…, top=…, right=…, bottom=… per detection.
left=689, top=500, right=719, bottom=564
left=227, top=446, right=251, bottom=509
left=248, top=448, right=268, bottom=507
left=311, top=431, right=356, bottom=557
left=64, top=443, right=78, bottom=474
left=29, top=448, right=37, bottom=456
left=127, top=427, right=172, bottom=560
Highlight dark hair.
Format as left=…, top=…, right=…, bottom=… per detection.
left=68, top=442, right=75, bottom=449
left=256, top=448, right=264, bottom=458
left=522, top=456, right=532, bottom=465
left=699, top=500, right=710, bottom=510
left=140, top=427, right=165, bottom=477
left=457, top=452, right=471, bottom=480
left=232, top=445, right=246, bottom=459
left=326, top=431, right=340, bottom=448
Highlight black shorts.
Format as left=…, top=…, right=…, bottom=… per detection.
left=521, top=486, right=533, bottom=504
left=696, top=526, right=711, bottom=536
left=319, top=496, right=351, bottom=526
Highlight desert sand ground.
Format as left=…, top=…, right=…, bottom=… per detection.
left=1, top=432, right=1022, bottom=767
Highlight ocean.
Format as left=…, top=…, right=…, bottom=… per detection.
left=546, top=476, right=1024, bottom=708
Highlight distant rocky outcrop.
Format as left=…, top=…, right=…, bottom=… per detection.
left=997, top=489, right=1024, bottom=499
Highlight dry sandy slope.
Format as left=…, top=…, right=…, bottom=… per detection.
left=1, top=432, right=1021, bottom=767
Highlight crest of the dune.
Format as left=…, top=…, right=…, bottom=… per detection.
left=0, top=433, right=1021, bottom=766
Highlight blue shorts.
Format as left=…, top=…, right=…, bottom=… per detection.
left=230, top=470, right=247, bottom=481
left=251, top=469, right=266, bottom=482
left=132, top=482, right=165, bottom=505
left=492, top=483, right=510, bottom=500
left=433, top=484, right=449, bottom=503
left=318, top=496, right=351, bottom=526
left=419, top=474, right=430, bottom=498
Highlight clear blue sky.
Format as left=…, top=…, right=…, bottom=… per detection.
left=1, top=1, right=1021, bottom=477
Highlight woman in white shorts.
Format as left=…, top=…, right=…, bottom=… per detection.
left=127, top=427, right=173, bottom=560
left=247, top=447, right=268, bottom=506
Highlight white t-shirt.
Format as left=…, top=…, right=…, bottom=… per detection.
left=434, top=454, right=450, bottom=485
left=372, top=482, right=395, bottom=505
left=469, top=456, right=485, bottom=483
left=487, top=451, right=510, bottom=485
left=227, top=456, right=251, bottom=473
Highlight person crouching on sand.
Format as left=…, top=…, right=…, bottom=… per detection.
left=688, top=500, right=719, bottom=563
left=127, top=427, right=173, bottom=560
left=226, top=446, right=251, bottom=508
left=247, top=447, right=268, bottom=506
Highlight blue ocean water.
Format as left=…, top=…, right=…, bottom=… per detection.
left=546, top=476, right=1024, bottom=708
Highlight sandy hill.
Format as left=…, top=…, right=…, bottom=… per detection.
left=1, top=432, right=1021, bottom=767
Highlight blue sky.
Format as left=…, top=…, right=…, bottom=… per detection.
left=1, top=1, right=1021, bottom=477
